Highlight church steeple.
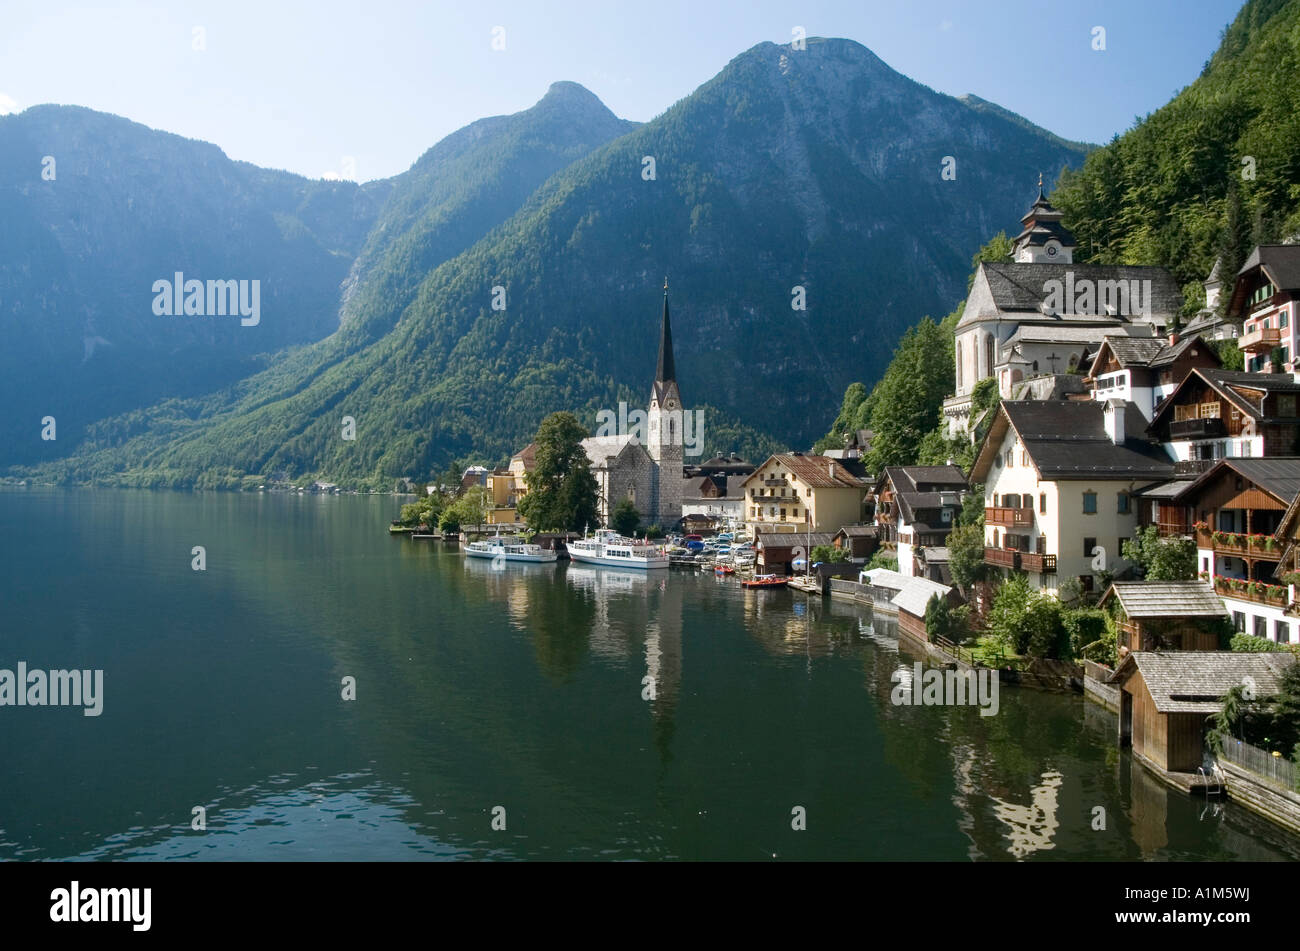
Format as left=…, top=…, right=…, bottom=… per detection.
left=656, top=278, right=676, bottom=385
left=1012, top=176, right=1076, bottom=264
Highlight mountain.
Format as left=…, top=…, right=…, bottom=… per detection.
left=18, top=38, right=1091, bottom=489
left=1053, top=0, right=1300, bottom=296
left=0, top=85, right=638, bottom=472
left=0, top=105, right=391, bottom=465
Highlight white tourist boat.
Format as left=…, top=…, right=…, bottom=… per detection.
left=566, top=529, right=669, bottom=569
left=463, top=536, right=558, bottom=563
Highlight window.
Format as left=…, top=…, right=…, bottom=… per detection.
left=780, top=508, right=786, bottom=518
left=1118, top=537, right=1129, bottom=555
left=1234, top=612, right=1245, bottom=633
left=1117, top=492, right=1130, bottom=515
left=1276, top=620, right=1291, bottom=645
left=985, top=335, right=995, bottom=376
left=956, top=340, right=963, bottom=388
left=1020, top=450, right=1029, bottom=467
left=1079, top=575, right=1094, bottom=593
left=1255, top=616, right=1268, bottom=639
left=1083, top=536, right=1097, bottom=557
left=1006, top=449, right=1015, bottom=468
left=1202, top=557, right=1209, bottom=573
left=1082, top=491, right=1097, bottom=514
left=1282, top=307, right=1291, bottom=329
left=1039, top=493, right=1047, bottom=514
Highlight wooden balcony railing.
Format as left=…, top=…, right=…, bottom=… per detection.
left=984, top=547, right=1020, bottom=569
left=1212, top=576, right=1288, bottom=608
left=1195, top=527, right=1284, bottom=558
left=1020, top=552, right=1057, bottom=573
left=1240, top=325, right=1281, bottom=354
left=986, top=506, right=1034, bottom=528
left=1169, top=417, right=1226, bottom=439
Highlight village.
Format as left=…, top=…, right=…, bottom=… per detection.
left=393, top=185, right=1300, bottom=839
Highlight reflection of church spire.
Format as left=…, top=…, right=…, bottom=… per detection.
left=646, top=577, right=682, bottom=772
left=656, top=279, right=676, bottom=386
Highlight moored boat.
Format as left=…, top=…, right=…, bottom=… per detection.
left=463, top=536, right=558, bottom=563
left=740, top=574, right=789, bottom=589
left=567, top=530, right=669, bottom=569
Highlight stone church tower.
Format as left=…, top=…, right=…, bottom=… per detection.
left=646, top=284, right=684, bottom=526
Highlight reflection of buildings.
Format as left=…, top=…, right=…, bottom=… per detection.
left=988, top=771, right=1062, bottom=859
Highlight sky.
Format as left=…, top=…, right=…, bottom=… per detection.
left=0, top=0, right=1247, bottom=182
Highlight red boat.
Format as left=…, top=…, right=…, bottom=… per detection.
left=741, top=574, right=788, bottom=589
left=714, top=564, right=735, bottom=575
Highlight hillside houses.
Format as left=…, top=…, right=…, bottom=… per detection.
left=873, top=465, right=968, bottom=578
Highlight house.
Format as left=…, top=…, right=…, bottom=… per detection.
left=1181, top=259, right=1243, bottom=342
left=460, top=465, right=490, bottom=492
left=1172, top=457, right=1300, bottom=643
left=892, top=577, right=957, bottom=642
left=917, top=546, right=951, bottom=584
left=741, top=454, right=868, bottom=535
left=1147, top=367, right=1300, bottom=476
left=753, top=530, right=837, bottom=575
left=824, top=428, right=873, bottom=460
left=942, top=185, right=1183, bottom=436
left=970, top=400, right=1174, bottom=596
left=832, top=524, right=878, bottom=561
left=1110, top=651, right=1296, bottom=776
left=1098, top=581, right=1229, bottom=654
left=873, top=465, right=968, bottom=578
left=858, top=567, right=910, bottom=610
left=581, top=288, right=687, bottom=527
left=1086, top=332, right=1220, bottom=421
left=1229, top=245, right=1300, bottom=373
left=485, top=468, right=519, bottom=524
left=680, top=473, right=748, bottom=526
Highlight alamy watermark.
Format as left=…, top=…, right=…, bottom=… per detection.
left=152, top=272, right=260, bottom=326
left=0, top=662, right=103, bottom=716
left=594, top=401, right=705, bottom=456
left=1041, top=271, right=1152, bottom=317
left=890, top=662, right=999, bottom=717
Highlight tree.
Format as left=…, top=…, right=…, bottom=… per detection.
left=811, top=544, right=849, bottom=564
left=865, top=317, right=955, bottom=471
left=1121, top=526, right=1197, bottom=581
left=947, top=523, right=987, bottom=590
left=987, top=574, right=1032, bottom=656
left=517, top=412, right=600, bottom=532
left=864, top=551, right=898, bottom=571
left=439, top=486, right=489, bottom=532
left=925, top=593, right=956, bottom=642
left=611, top=498, right=641, bottom=537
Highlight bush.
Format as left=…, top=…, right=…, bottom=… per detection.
left=1231, top=633, right=1288, bottom=652
left=811, top=544, right=850, bottom=564
left=1062, top=608, right=1108, bottom=658
left=865, top=552, right=898, bottom=572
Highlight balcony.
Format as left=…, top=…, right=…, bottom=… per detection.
left=984, top=547, right=1020, bottom=569
left=1212, top=576, right=1288, bottom=608
left=1239, top=325, right=1281, bottom=353
left=761, top=477, right=789, bottom=487
left=1169, top=417, right=1226, bottom=440
left=1195, top=527, right=1284, bottom=558
left=1173, top=459, right=1214, bottom=476
left=985, top=506, right=1034, bottom=528
left=1020, top=552, right=1057, bottom=573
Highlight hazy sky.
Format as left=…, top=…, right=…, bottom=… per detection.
left=1, top=0, right=1245, bottom=182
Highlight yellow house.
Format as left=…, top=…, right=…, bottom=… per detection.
left=486, top=443, right=537, bottom=524
left=741, top=454, right=867, bottom=534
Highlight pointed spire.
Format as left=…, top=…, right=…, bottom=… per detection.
left=656, top=279, right=676, bottom=384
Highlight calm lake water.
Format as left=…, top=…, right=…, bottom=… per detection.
left=1, top=487, right=1297, bottom=861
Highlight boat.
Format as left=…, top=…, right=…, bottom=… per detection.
left=567, top=529, right=669, bottom=569
left=463, top=536, right=558, bottom=563
left=714, top=563, right=735, bottom=575
left=741, top=574, right=789, bottom=589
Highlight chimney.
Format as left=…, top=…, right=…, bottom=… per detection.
left=828, top=462, right=836, bottom=480
left=1103, top=398, right=1126, bottom=445
left=1168, top=331, right=1180, bottom=346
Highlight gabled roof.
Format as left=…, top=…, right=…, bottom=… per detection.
left=1233, top=245, right=1300, bottom=299
left=753, top=530, right=836, bottom=549
left=896, top=492, right=959, bottom=525
left=833, top=524, right=877, bottom=538
left=743, top=454, right=867, bottom=490
left=1090, top=334, right=1216, bottom=375
left=1149, top=367, right=1300, bottom=430
left=1172, top=457, right=1300, bottom=509
left=1098, top=581, right=1227, bottom=620
left=511, top=442, right=537, bottom=471
left=958, top=262, right=1183, bottom=328
left=1109, top=651, right=1296, bottom=714
left=581, top=435, right=650, bottom=467
left=861, top=567, right=910, bottom=590
left=971, top=400, right=1173, bottom=483
left=879, top=465, right=968, bottom=494
left=892, top=577, right=953, bottom=617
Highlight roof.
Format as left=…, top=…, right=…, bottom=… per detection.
left=656, top=290, right=676, bottom=384
left=971, top=400, right=1174, bottom=482
left=861, top=567, right=910, bottom=590
left=896, top=491, right=959, bottom=526
left=1098, top=581, right=1227, bottom=620
left=1091, top=333, right=1215, bottom=375
left=1173, top=457, right=1300, bottom=508
left=581, top=434, right=649, bottom=467
left=834, top=524, right=877, bottom=538
left=1006, top=325, right=1150, bottom=348
left=744, top=454, right=867, bottom=490
left=880, top=465, right=968, bottom=494
left=1238, top=244, right=1300, bottom=291
left=510, top=442, right=537, bottom=470
left=1150, top=367, right=1300, bottom=430
left=920, top=546, right=950, bottom=563
left=1109, top=651, right=1296, bottom=714
left=754, top=530, right=836, bottom=549
left=958, top=262, right=1183, bottom=328
left=891, top=577, right=953, bottom=617
left=1133, top=479, right=1195, bottom=500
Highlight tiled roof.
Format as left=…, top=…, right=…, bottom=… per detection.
left=892, top=577, right=953, bottom=617
left=1109, top=651, right=1296, bottom=714
left=1237, top=244, right=1300, bottom=291
left=960, top=262, right=1183, bottom=327
left=861, top=568, right=910, bottom=590
left=746, top=454, right=866, bottom=489
left=834, top=524, right=877, bottom=537
left=990, top=401, right=1174, bottom=480
left=1094, top=333, right=1209, bottom=371
left=882, top=465, right=968, bottom=493
left=754, top=530, right=836, bottom=549
left=1099, top=581, right=1227, bottom=619
left=1174, top=457, right=1300, bottom=507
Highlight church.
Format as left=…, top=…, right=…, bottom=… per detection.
left=581, top=287, right=687, bottom=529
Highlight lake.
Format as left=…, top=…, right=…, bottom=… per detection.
left=1, top=488, right=1297, bottom=861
